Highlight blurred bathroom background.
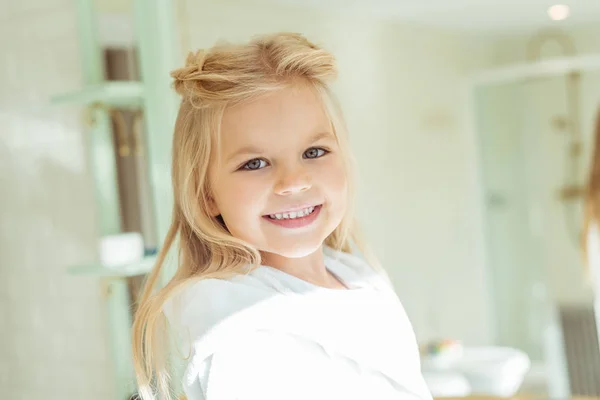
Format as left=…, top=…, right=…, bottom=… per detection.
left=1, top=0, right=600, bottom=399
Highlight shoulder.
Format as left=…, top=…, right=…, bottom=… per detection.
left=163, top=273, right=281, bottom=338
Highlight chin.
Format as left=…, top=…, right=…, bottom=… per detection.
left=265, top=239, right=325, bottom=259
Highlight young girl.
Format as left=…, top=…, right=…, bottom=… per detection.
left=132, top=32, right=432, bottom=400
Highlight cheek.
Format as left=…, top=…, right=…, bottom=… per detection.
left=311, top=158, right=348, bottom=222
left=320, top=155, right=348, bottom=196
left=215, top=174, right=268, bottom=219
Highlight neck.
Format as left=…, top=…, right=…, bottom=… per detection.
left=261, top=246, right=344, bottom=289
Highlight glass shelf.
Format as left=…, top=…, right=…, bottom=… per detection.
left=67, top=255, right=156, bottom=278
left=51, top=81, right=144, bottom=108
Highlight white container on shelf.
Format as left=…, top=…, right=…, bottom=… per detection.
left=99, top=232, right=145, bottom=268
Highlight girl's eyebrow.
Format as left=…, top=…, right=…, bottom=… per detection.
left=310, top=131, right=335, bottom=143
left=226, top=145, right=265, bottom=164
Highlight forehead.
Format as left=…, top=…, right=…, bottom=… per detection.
left=219, top=85, right=332, bottom=151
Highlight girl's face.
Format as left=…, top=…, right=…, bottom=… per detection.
left=209, top=84, right=347, bottom=259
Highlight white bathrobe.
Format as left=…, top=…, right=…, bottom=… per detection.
left=164, top=247, right=432, bottom=400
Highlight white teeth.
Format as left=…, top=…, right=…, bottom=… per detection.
left=268, top=206, right=317, bottom=220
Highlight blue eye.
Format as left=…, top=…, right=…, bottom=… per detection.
left=242, top=159, right=268, bottom=170
left=303, top=147, right=328, bottom=159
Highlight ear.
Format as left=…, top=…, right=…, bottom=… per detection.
left=206, top=196, right=220, bottom=217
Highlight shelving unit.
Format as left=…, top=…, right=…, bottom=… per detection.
left=52, top=0, right=181, bottom=398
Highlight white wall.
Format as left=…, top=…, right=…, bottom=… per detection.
left=178, top=0, right=494, bottom=345
left=0, top=1, right=113, bottom=399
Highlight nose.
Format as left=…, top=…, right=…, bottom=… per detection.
left=274, top=165, right=312, bottom=196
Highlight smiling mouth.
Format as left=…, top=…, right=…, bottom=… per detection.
left=262, top=204, right=322, bottom=229
left=266, top=205, right=319, bottom=220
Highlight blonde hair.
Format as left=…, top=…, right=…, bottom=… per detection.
left=132, top=32, right=374, bottom=400
left=583, top=108, right=600, bottom=269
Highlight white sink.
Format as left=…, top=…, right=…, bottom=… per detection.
left=422, top=346, right=531, bottom=397
left=422, top=371, right=472, bottom=397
